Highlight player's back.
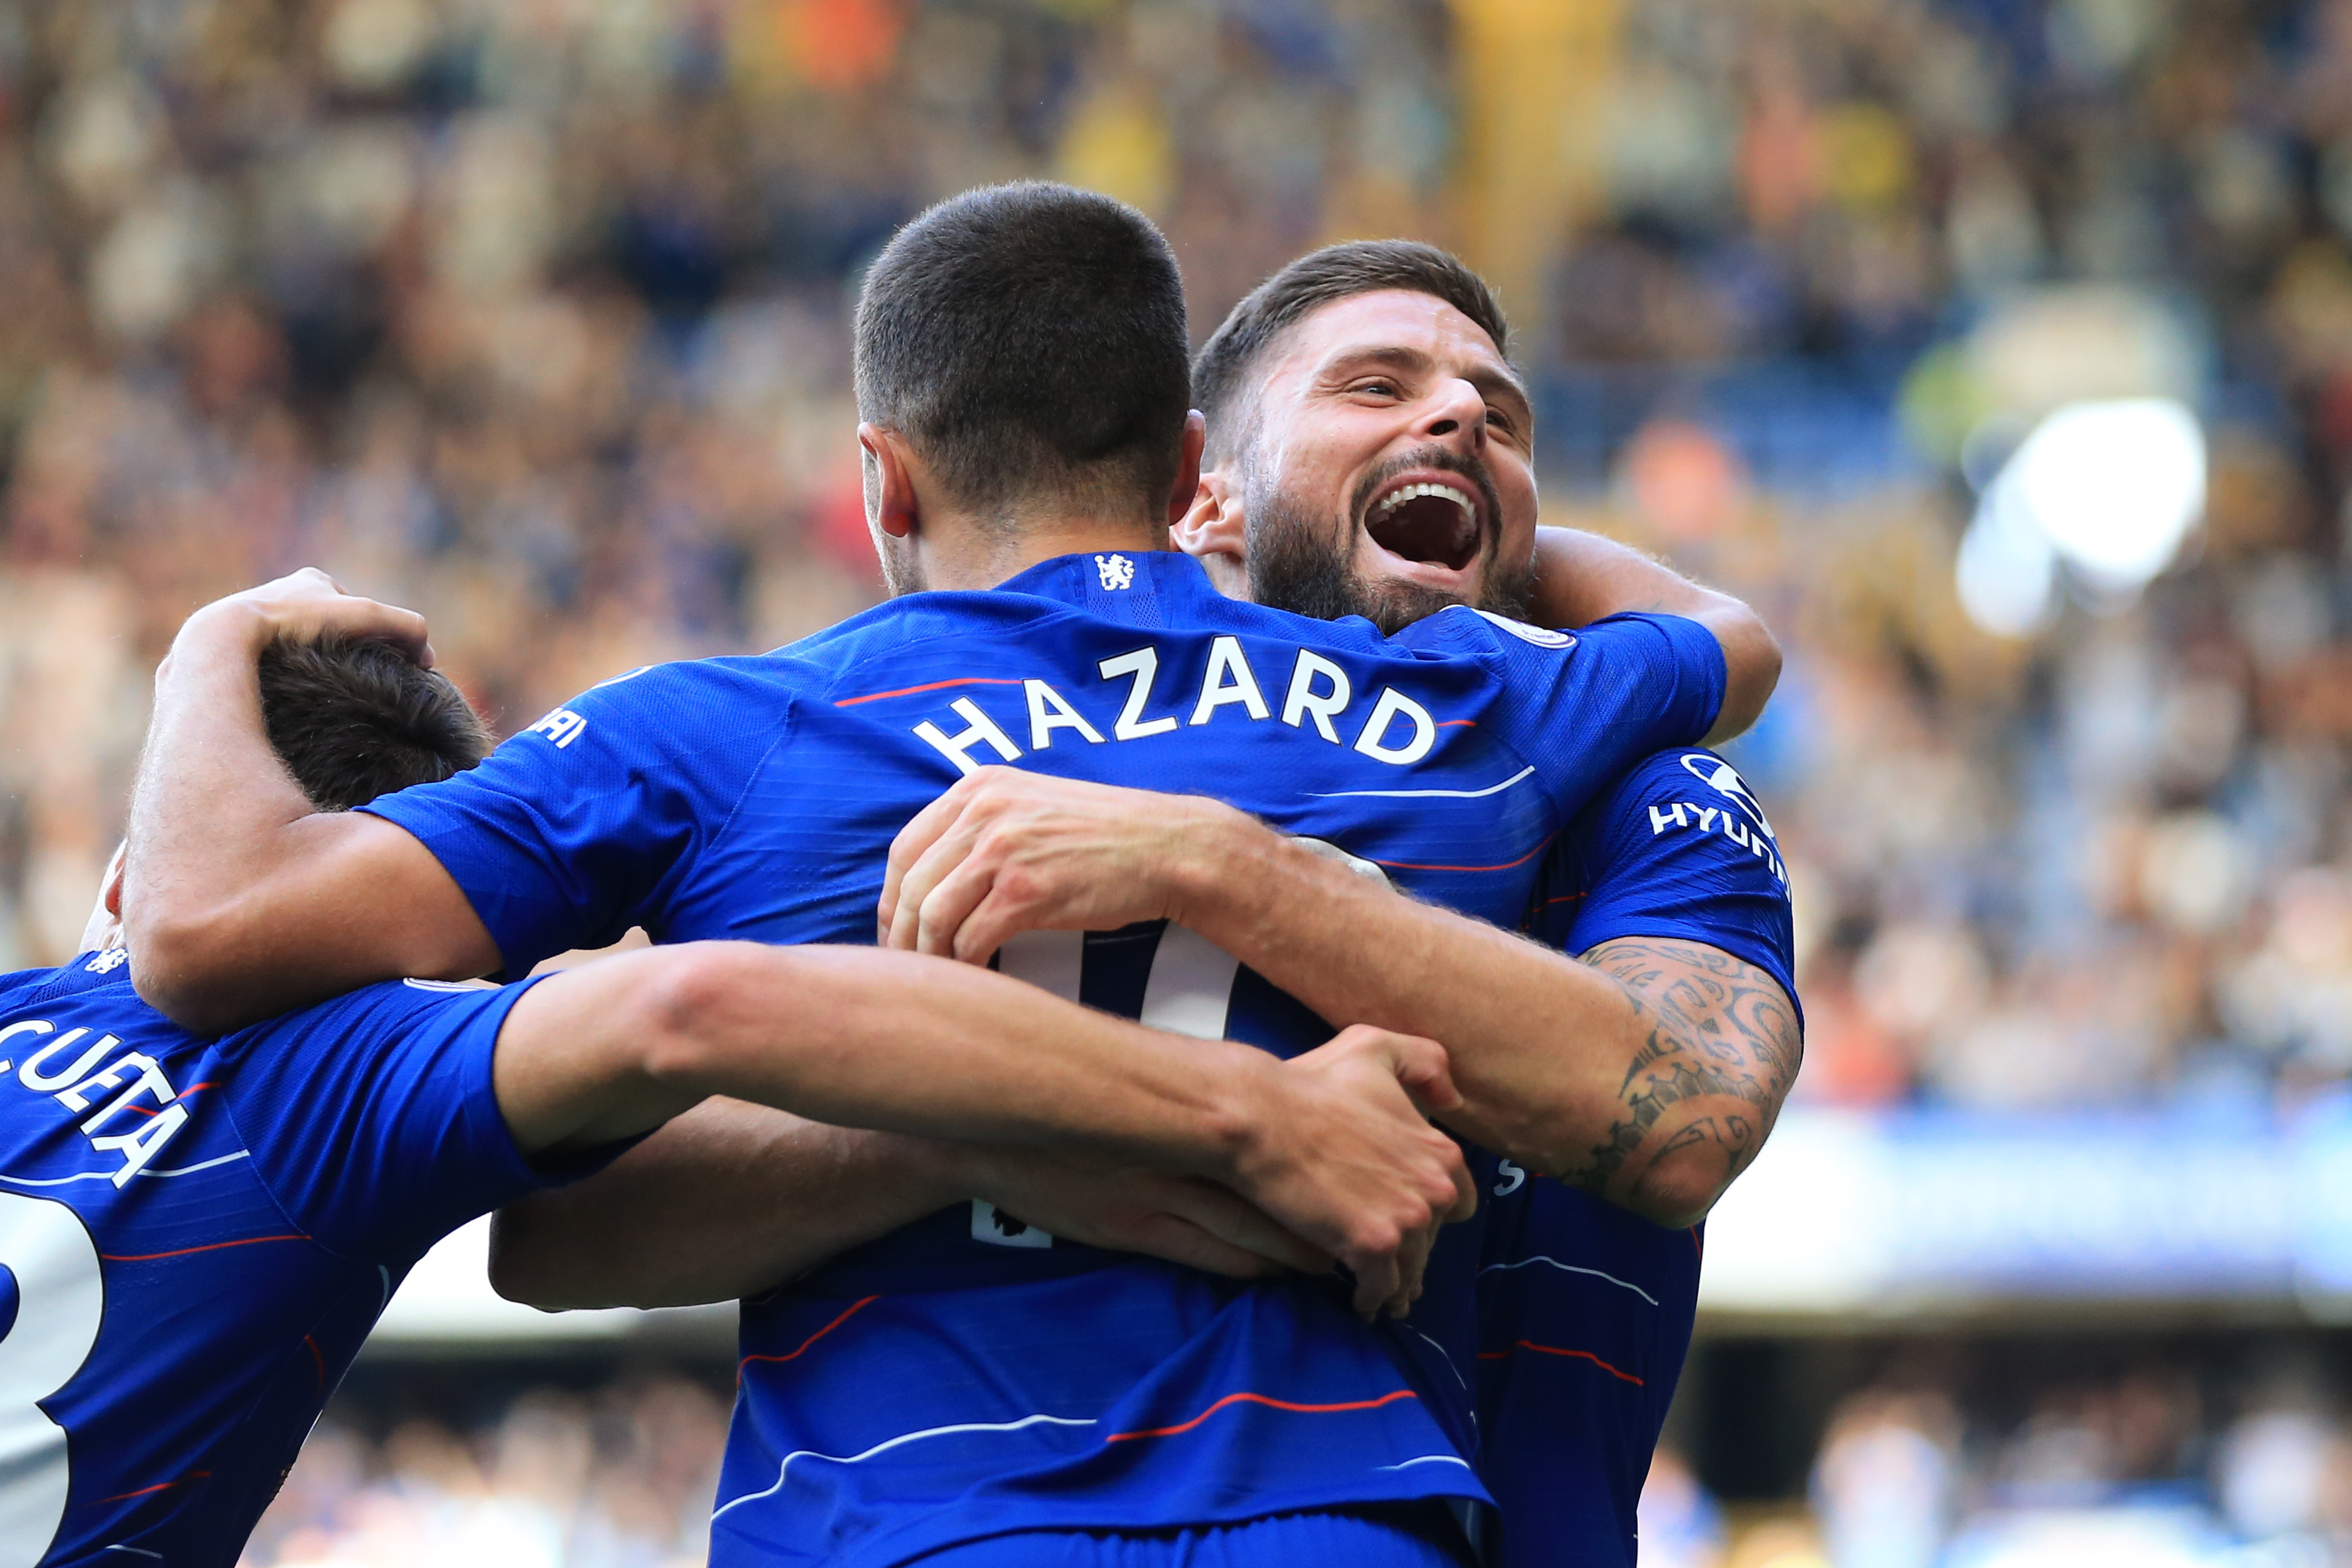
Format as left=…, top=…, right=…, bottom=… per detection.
left=363, top=549, right=1732, bottom=1567
left=0, top=952, right=557, bottom=1565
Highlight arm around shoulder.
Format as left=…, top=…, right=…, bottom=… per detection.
left=1526, top=526, right=1781, bottom=743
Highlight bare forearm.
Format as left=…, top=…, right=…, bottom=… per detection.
left=1572, top=937, right=1802, bottom=1225
left=507, top=942, right=1277, bottom=1175
left=492, top=1102, right=956, bottom=1308
left=125, top=606, right=320, bottom=1016
left=1528, top=526, right=1780, bottom=742
left=125, top=606, right=491, bottom=1029
left=1172, top=821, right=1640, bottom=1173
left=1171, top=824, right=1801, bottom=1221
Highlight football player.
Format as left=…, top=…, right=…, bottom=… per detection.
left=0, top=634, right=1465, bottom=1565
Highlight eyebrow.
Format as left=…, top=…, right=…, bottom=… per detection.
left=1320, top=344, right=1533, bottom=420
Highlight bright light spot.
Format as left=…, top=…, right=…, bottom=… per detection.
left=1954, top=398, right=2205, bottom=635
left=2008, top=398, right=2205, bottom=590
left=1957, top=488, right=2057, bottom=637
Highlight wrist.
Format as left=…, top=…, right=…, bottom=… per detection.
left=1189, top=1046, right=1285, bottom=1185
left=175, top=600, right=276, bottom=662
left=1160, top=800, right=1279, bottom=936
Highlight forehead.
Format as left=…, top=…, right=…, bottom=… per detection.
left=1269, top=288, right=1512, bottom=382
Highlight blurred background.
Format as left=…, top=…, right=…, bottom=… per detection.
left=3, top=0, right=2351, bottom=1563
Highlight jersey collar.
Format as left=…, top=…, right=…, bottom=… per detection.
left=992, top=549, right=1214, bottom=618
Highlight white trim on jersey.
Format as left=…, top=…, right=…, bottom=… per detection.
left=1477, top=1255, right=1660, bottom=1306
left=1312, top=766, right=1536, bottom=800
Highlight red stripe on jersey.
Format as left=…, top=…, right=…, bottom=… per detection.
left=1477, top=1341, right=1644, bottom=1385
left=834, top=678, right=1025, bottom=708
left=98, top=1471, right=211, bottom=1504
left=1371, top=836, right=1554, bottom=875
left=1106, top=1388, right=1418, bottom=1442
left=739, top=1295, right=881, bottom=1379
left=100, top=1234, right=307, bottom=1263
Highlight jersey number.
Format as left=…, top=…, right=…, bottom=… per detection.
left=973, top=926, right=1240, bottom=1247
left=0, top=1193, right=103, bottom=1564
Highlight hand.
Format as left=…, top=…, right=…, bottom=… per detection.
left=951, top=1145, right=1334, bottom=1280
left=178, top=567, right=434, bottom=669
left=1229, top=1025, right=1478, bottom=1320
left=881, top=767, right=1249, bottom=962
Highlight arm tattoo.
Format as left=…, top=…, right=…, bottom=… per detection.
left=1564, top=937, right=1802, bottom=1215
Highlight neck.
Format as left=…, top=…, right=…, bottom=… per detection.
left=919, top=512, right=1168, bottom=593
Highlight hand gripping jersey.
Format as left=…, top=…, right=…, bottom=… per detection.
left=361, top=551, right=1727, bottom=1567
left=1479, top=748, right=1799, bottom=1568
left=0, top=957, right=581, bottom=1567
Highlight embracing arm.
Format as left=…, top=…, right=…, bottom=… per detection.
left=885, top=774, right=1801, bottom=1226
left=125, top=574, right=496, bottom=1032
left=1528, top=526, right=1779, bottom=743
left=491, top=1102, right=1332, bottom=1309
left=1161, top=833, right=1801, bottom=1224
left=488, top=940, right=1472, bottom=1316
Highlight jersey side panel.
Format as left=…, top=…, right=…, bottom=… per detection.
left=1482, top=748, right=1797, bottom=1568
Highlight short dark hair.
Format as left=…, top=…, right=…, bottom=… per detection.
left=1193, top=240, right=1512, bottom=462
left=854, top=181, right=1191, bottom=517
left=258, top=635, right=492, bottom=812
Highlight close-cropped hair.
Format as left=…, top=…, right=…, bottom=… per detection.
left=854, top=181, right=1192, bottom=519
left=258, top=634, right=492, bottom=812
left=1192, top=240, right=1512, bottom=463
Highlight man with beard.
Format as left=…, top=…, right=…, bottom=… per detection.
left=889, top=241, right=1803, bottom=1568
left=494, top=241, right=1797, bottom=1565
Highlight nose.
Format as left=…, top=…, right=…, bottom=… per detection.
left=1416, top=377, right=1488, bottom=456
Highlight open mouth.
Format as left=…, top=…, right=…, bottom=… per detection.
left=1365, top=479, right=1483, bottom=572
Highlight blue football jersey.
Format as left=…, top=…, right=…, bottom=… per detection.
left=361, top=549, right=1727, bottom=1567
left=0, top=956, right=578, bottom=1567
left=1479, top=749, right=1798, bottom=1568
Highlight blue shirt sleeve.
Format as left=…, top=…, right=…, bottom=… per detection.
left=1542, top=747, right=1801, bottom=1024
left=215, top=976, right=606, bottom=1263
left=357, top=659, right=793, bottom=974
left=1394, top=608, right=1726, bottom=817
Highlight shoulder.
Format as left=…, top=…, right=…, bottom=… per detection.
left=1574, top=748, right=1783, bottom=873
left=498, top=652, right=822, bottom=762
left=225, top=976, right=515, bottom=1053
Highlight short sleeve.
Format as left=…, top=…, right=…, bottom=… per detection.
left=1395, top=609, right=1726, bottom=817
left=1548, top=748, right=1800, bottom=1023
left=216, top=977, right=599, bottom=1262
left=358, top=659, right=790, bottom=974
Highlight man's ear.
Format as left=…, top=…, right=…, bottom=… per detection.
left=1165, top=411, right=1207, bottom=529
left=103, top=844, right=126, bottom=919
left=858, top=423, right=922, bottom=541
left=1174, top=464, right=1247, bottom=585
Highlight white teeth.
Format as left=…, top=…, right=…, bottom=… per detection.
left=1373, top=481, right=1475, bottom=519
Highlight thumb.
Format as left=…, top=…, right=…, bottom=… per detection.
left=1384, top=1033, right=1463, bottom=1114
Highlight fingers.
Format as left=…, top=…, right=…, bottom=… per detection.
left=911, top=858, right=998, bottom=960
left=1383, top=1033, right=1463, bottom=1115
left=885, top=812, right=984, bottom=952
left=1346, top=1241, right=1402, bottom=1321
left=1443, top=1145, right=1479, bottom=1224
left=881, top=778, right=980, bottom=940
left=1117, top=1212, right=1280, bottom=1280
left=1156, top=1178, right=1334, bottom=1276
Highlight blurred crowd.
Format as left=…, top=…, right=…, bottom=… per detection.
left=1791, top=1350, right=2352, bottom=1568
left=3, top=0, right=2352, bottom=1118
left=236, top=1373, right=728, bottom=1568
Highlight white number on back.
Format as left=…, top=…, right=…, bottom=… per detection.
left=981, top=926, right=1241, bottom=1246
left=0, top=1192, right=103, bottom=1565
